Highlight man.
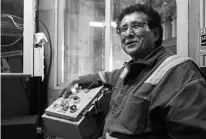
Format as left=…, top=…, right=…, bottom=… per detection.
left=62, top=3, right=206, bottom=139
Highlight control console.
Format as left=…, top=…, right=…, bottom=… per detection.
left=42, top=86, right=108, bottom=139
left=45, top=86, right=104, bottom=121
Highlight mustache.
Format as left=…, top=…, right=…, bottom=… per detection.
left=122, top=36, right=143, bottom=45
left=121, top=30, right=141, bottom=42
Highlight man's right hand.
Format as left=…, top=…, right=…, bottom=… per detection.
left=59, top=79, right=80, bottom=99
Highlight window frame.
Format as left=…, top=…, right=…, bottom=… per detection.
left=1, top=0, right=35, bottom=76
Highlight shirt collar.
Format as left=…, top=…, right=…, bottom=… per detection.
left=124, top=46, right=166, bottom=67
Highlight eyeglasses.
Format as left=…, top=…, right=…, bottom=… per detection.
left=118, top=21, right=148, bottom=35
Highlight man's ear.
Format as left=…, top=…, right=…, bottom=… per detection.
left=152, top=27, right=159, bottom=42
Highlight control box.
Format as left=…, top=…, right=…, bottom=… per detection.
left=42, top=86, right=105, bottom=139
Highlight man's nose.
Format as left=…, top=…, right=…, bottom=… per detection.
left=125, top=27, right=134, bottom=36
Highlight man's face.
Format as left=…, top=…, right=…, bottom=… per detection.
left=119, top=12, right=157, bottom=60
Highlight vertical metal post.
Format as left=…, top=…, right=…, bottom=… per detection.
left=24, top=0, right=35, bottom=75
left=204, top=0, right=206, bottom=66
left=58, top=0, right=65, bottom=84
left=200, top=0, right=206, bottom=66
left=176, top=0, right=189, bottom=57
left=54, top=0, right=65, bottom=87
left=105, top=0, right=113, bottom=71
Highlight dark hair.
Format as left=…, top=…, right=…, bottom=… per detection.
left=116, top=3, right=163, bottom=47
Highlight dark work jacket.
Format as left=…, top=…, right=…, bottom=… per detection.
left=79, top=46, right=206, bottom=139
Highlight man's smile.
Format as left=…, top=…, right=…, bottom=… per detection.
left=126, top=41, right=138, bottom=45
left=124, top=38, right=142, bottom=48
left=125, top=39, right=140, bottom=47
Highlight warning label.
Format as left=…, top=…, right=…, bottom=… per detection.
left=200, top=27, right=206, bottom=54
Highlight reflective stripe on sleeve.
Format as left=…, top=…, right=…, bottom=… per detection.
left=145, top=55, right=191, bottom=85
left=120, top=67, right=129, bottom=79
left=98, top=71, right=107, bottom=84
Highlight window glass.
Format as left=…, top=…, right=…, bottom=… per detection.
left=1, top=0, right=24, bottom=73
left=57, top=0, right=105, bottom=86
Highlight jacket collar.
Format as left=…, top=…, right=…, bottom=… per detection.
left=124, top=46, right=166, bottom=68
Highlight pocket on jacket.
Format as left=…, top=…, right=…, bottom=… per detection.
left=119, top=94, right=150, bottom=134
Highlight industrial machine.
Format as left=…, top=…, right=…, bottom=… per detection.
left=42, top=85, right=110, bottom=139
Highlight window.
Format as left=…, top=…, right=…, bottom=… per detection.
left=1, top=0, right=34, bottom=75
left=156, top=0, right=177, bottom=53
left=56, top=0, right=105, bottom=86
